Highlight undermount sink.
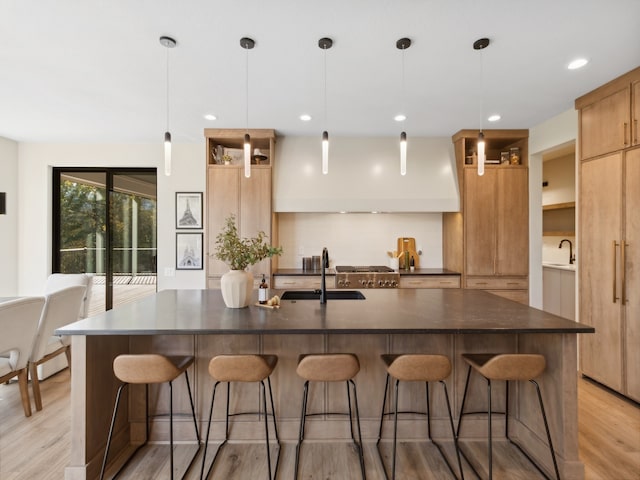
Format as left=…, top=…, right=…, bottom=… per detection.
left=280, top=290, right=366, bottom=301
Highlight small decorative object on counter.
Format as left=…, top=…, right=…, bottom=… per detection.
left=509, top=147, right=521, bottom=165
left=410, top=256, right=415, bottom=272
left=212, top=214, right=282, bottom=308
left=259, top=274, right=269, bottom=304
left=404, top=251, right=410, bottom=270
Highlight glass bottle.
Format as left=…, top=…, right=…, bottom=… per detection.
left=259, top=274, right=269, bottom=304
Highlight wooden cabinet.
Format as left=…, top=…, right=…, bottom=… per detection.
left=579, top=150, right=640, bottom=400
left=576, top=64, right=640, bottom=401
left=444, top=129, right=529, bottom=304
left=576, top=66, right=640, bottom=160
left=398, top=275, right=460, bottom=289
left=205, top=129, right=277, bottom=288
left=543, top=266, right=576, bottom=320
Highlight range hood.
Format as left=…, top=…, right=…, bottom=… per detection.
left=273, top=136, right=460, bottom=212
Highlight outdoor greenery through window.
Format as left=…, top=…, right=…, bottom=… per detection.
left=59, top=177, right=157, bottom=275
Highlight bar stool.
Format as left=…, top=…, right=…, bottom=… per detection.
left=99, top=354, right=200, bottom=480
left=294, top=353, right=365, bottom=480
left=457, top=353, right=560, bottom=480
left=376, top=354, right=464, bottom=480
left=200, top=354, right=280, bottom=480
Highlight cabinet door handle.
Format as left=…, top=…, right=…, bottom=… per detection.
left=622, top=241, right=628, bottom=304
left=624, top=123, right=629, bottom=146
left=613, top=240, right=619, bottom=303
left=634, top=119, right=638, bottom=145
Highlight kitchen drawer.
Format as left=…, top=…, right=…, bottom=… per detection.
left=465, top=276, right=528, bottom=289
left=273, top=276, right=335, bottom=289
left=487, top=289, right=529, bottom=305
left=399, top=275, right=460, bottom=289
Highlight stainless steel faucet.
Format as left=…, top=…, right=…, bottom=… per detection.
left=559, top=239, right=575, bottom=264
left=320, top=247, right=329, bottom=304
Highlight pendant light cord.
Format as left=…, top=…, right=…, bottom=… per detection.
left=401, top=44, right=406, bottom=117
left=165, top=46, right=170, bottom=132
left=479, top=48, right=484, bottom=133
left=245, top=44, right=249, bottom=134
left=323, top=44, right=327, bottom=131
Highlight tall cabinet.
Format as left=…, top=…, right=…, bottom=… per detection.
left=204, top=129, right=277, bottom=288
left=443, top=129, right=529, bottom=304
left=576, top=66, right=640, bottom=402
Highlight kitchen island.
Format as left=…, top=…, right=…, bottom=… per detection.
left=58, top=288, right=593, bottom=479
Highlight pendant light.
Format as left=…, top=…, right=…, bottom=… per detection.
left=473, top=38, right=490, bottom=177
left=319, top=37, right=332, bottom=175
left=240, top=37, right=255, bottom=178
left=396, top=38, right=411, bottom=176
left=160, top=36, right=176, bottom=176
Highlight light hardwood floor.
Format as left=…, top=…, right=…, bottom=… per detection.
left=0, top=371, right=638, bottom=479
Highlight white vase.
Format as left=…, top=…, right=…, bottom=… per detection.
left=220, top=270, right=254, bottom=308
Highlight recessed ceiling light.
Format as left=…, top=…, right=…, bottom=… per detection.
left=300, top=114, right=312, bottom=121
left=488, top=114, right=501, bottom=122
left=394, top=114, right=406, bottom=122
left=568, top=58, right=588, bottom=70
left=204, top=114, right=217, bottom=121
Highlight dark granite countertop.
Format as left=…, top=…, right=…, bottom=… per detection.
left=274, top=268, right=460, bottom=276
left=57, top=288, right=593, bottom=336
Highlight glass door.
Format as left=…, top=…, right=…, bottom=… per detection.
left=53, top=168, right=157, bottom=314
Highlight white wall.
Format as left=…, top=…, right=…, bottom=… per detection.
left=277, top=212, right=443, bottom=269
left=16, top=141, right=206, bottom=295
left=542, top=154, right=576, bottom=206
left=528, top=109, right=578, bottom=308
left=0, top=136, right=19, bottom=296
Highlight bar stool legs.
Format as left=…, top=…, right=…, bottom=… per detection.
left=376, top=355, right=464, bottom=480
left=200, top=355, right=280, bottom=480
left=294, top=354, right=366, bottom=480
left=100, top=355, right=201, bottom=480
left=457, top=354, right=561, bottom=480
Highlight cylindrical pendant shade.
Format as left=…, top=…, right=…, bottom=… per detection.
left=244, top=133, right=251, bottom=178
left=164, top=131, right=172, bottom=176
left=322, top=131, right=329, bottom=175
left=477, top=131, right=485, bottom=176
left=400, top=131, right=407, bottom=176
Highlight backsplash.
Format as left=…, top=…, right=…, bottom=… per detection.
left=277, top=212, right=443, bottom=269
left=542, top=235, right=576, bottom=264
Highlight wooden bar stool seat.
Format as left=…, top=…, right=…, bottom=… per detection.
left=100, top=354, right=200, bottom=480
left=376, top=354, right=464, bottom=480
left=294, top=353, right=365, bottom=479
left=457, top=353, right=560, bottom=480
left=200, top=354, right=280, bottom=480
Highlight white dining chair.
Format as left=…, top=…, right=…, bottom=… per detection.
left=29, top=285, right=86, bottom=411
left=0, top=296, right=46, bottom=417
left=44, top=273, right=93, bottom=319
left=37, top=273, right=93, bottom=380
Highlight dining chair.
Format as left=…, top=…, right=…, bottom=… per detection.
left=29, top=285, right=86, bottom=411
left=37, top=273, right=93, bottom=380
left=0, top=296, right=46, bottom=417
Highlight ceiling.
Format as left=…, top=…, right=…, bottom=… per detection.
left=2, top=0, right=639, bottom=144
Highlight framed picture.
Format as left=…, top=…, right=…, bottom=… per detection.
left=176, top=233, right=203, bottom=270
left=176, top=192, right=203, bottom=229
